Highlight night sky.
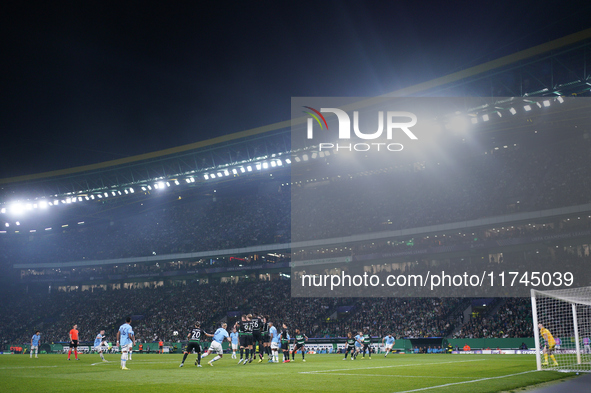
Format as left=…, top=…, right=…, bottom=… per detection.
left=2, top=0, right=590, bottom=179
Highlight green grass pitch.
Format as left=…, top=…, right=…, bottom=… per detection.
left=0, top=353, right=577, bottom=392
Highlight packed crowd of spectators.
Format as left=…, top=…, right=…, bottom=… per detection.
left=1, top=277, right=539, bottom=347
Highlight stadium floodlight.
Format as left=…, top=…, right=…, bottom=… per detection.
left=262, top=162, right=268, bottom=169
left=153, top=183, right=159, bottom=189
left=147, top=186, right=152, bottom=190
left=232, top=168, right=238, bottom=174
left=90, top=195, right=95, bottom=199
left=276, top=159, right=283, bottom=166
left=71, top=197, right=77, bottom=203
left=185, top=178, right=191, bottom=183
left=543, top=100, right=550, bottom=107
left=157, top=182, right=165, bottom=189
left=112, top=191, right=117, bottom=196
left=497, top=111, right=502, bottom=118
left=482, top=114, right=489, bottom=122
left=166, top=182, right=170, bottom=187
left=33, top=204, right=38, bottom=209
left=302, top=154, right=309, bottom=161
left=16, top=221, right=20, bottom=226
left=174, top=180, right=179, bottom=185
left=557, top=96, right=564, bottom=103
left=294, top=156, right=301, bottom=162
left=66, top=198, right=72, bottom=204
left=30, top=230, right=36, bottom=233
left=524, top=105, right=532, bottom=111
left=471, top=117, right=478, bottom=124
left=78, top=221, right=84, bottom=225
left=26, top=203, right=33, bottom=210
left=247, top=166, right=252, bottom=172
left=210, top=173, right=216, bottom=178
left=54, top=199, right=59, bottom=205
left=319, top=151, right=325, bottom=158
left=5, top=223, right=9, bottom=227
left=0, top=208, right=5, bottom=214
left=217, top=172, right=223, bottom=177
left=124, top=190, right=129, bottom=194
left=510, top=107, right=517, bottom=115
left=256, top=163, right=262, bottom=170
left=285, top=158, right=291, bottom=164
left=536, top=102, right=542, bottom=108
left=271, top=161, right=276, bottom=167
left=204, top=174, right=210, bottom=180
left=45, top=227, right=51, bottom=231
left=129, top=187, right=134, bottom=193
left=531, top=286, right=591, bottom=373
left=240, top=167, right=246, bottom=173
left=85, top=196, right=90, bottom=200
left=224, top=170, right=230, bottom=176
left=39, top=200, right=48, bottom=209
left=311, top=152, right=318, bottom=159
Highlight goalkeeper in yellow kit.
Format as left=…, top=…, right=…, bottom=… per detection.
left=538, top=323, right=558, bottom=366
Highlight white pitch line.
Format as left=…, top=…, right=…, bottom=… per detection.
left=395, top=370, right=538, bottom=393
left=312, top=373, right=474, bottom=379
left=0, top=365, right=58, bottom=370
left=299, top=359, right=487, bottom=374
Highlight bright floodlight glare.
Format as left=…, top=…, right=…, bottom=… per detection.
left=247, top=166, right=252, bottom=172
left=158, top=182, right=165, bottom=189
left=97, top=194, right=102, bottom=199
left=224, top=170, right=229, bottom=176
left=482, top=114, right=489, bottom=122
left=0, top=208, right=5, bottom=214
left=39, top=201, right=48, bottom=209
left=85, top=196, right=90, bottom=200
left=302, top=154, right=309, bottom=161
left=129, top=188, right=134, bottom=193
left=449, top=116, right=470, bottom=133
left=277, top=159, right=283, bottom=166
left=240, top=167, right=246, bottom=173
left=124, top=190, right=129, bottom=194
left=256, top=163, right=262, bottom=170
left=112, top=191, right=117, bottom=196
left=217, top=172, right=223, bottom=177
left=262, top=162, right=269, bottom=169
left=210, top=173, right=216, bottom=178
left=5, top=223, right=9, bottom=227
left=524, top=105, right=532, bottom=111
left=166, top=182, right=170, bottom=187
left=232, top=168, right=238, bottom=174
left=509, top=107, right=517, bottom=115
left=185, top=178, right=191, bottom=183
left=16, top=221, right=20, bottom=226
left=543, top=100, right=550, bottom=107
left=204, top=174, right=209, bottom=180
left=91, top=195, right=95, bottom=199
left=557, top=96, right=564, bottom=103
left=285, top=158, right=292, bottom=164
left=497, top=111, right=502, bottom=118
left=147, top=186, right=152, bottom=190
left=54, top=199, right=59, bottom=205
left=174, top=180, right=179, bottom=185
left=66, top=198, right=72, bottom=204
left=536, top=102, right=542, bottom=108
left=271, top=161, right=276, bottom=167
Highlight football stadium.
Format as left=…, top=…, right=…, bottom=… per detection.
left=2, top=3, right=591, bottom=393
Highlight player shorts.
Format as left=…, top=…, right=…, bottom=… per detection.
left=294, top=344, right=304, bottom=353
left=239, top=335, right=247, bottom=347
left=186, top=342, right=202, bottom=354
left=281, top=341, right=289, bottom=351
left=244, top=334, right=253, bottom=346
left=270, top=342, right=279, bottom=350
left=70, top=340, right=78, bottom=348
left=252, top=331, right=262, bottom=344
left=546, top=343, right=556, bottom=353
left=363, top=343, right=370, bottom=351
left=121, top=343, right=133, bottom=352
left=31, top=345, right=38, bottom=351
left=232, top=343, right=238, bottom=350
left=385, top=344, right=393, bottom=350
left=346, top=345, right=355, bottom=352
left=208, top=341, right=223, bottom=355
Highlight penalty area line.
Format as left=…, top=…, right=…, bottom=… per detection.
left=312, top=373, right=474, bottom=379
left=395, top=370, right=538, bottom=392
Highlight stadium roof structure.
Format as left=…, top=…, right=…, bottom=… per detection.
left=1, top=28, right=591, bottom=205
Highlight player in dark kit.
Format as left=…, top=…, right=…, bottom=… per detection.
left=237, top=315, right=254, bottom=365
left=291, top=329, right=308, bottom=362
left=250, top=314, right=263, bottom=363
left=260, top=315, right=271, bottom=362
left=179, top=321, right=210, bottom=367
left=343, top=332, right=356, bottom=360
left=362, top=328, right=372, bottom=359
left=280, top=323, right=291, bottom=363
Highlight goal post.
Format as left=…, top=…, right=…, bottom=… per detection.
left=531, top=287, right=591, bottom=372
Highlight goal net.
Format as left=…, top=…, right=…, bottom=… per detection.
left=531, top=287, right=591, bottom=372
